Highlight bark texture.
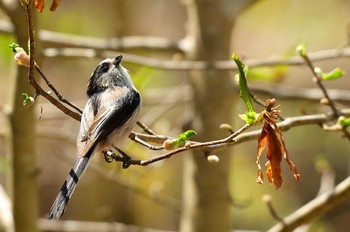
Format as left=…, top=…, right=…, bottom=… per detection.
left=180, top=1, right=255, bottom=231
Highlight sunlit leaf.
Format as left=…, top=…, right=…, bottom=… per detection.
left=22, top=93, right=34, bottom=107
left=232, top=53, right=255, bottom=113
left=338, top=116, right=350, bottom=128
left=9, top=43, right=20, bottom=53
left=175, top=130, right=197, bottom=145
left=246, top=65, right=289, bottom=82
left=163, top=130, right=197, bottom=150
left=320, top=68, right=344, bottom=80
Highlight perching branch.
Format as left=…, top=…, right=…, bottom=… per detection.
left=115, top=108, right=350, bottom=168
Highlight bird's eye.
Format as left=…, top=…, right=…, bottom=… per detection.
left=99, top=62, right=110, bottom=73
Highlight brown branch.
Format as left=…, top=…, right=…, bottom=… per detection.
left=299, top=53, right=340, bottom=115
left=250, top=84, right=350, bottom=102
left=128, top=108, right=350, bottom=161
left=267, top=176, right=350, bottom=232
left=35, top=64, right=83, bottom=114
left=41, top=47, right=350, bottom=71
left=0, top=19, right=184, bottom=52
left=24, top=4, right=81, bottom=121
left=299, top=51, right=350, bottom=140
left=3, top=18, right=350, bottom=71
left=262, top=195, right=285, bottom=223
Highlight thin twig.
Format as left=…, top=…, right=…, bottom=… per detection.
left=126, top=108, right=350, bottom=162
left=262, top=195, right=285, bottom=223
left=300, top=52, right=350, bottom=140
left=24, top=3, right=81, bottom=121
left=53, top=146, right=181, bottom=212
left=300, top=54, right=339, bottom=115
left=108, top=123, right=253, bottom=167
left=35, top=64, right=83, bottom=114
left=136, top=121, right=157, bottom=135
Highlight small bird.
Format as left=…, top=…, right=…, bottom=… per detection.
left=48, top=55, right=141, bottom=220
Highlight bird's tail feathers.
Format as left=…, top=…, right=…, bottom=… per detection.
left=48, top=150, right=93, bottom=220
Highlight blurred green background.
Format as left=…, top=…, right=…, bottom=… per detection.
left=0, top=0, right=350, bottom=231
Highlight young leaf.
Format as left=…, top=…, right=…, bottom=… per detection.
left=338, top=116, right=350, bottom=128
left=232, top=53, right=254, bottom=113
left=163, top=130, right=197, bottom=150
left=175, top=130, right=197, bottom=145
left=22, top=93, right=34, bottom=107
left=9, top=43, right=20, bottom=53
left=320, top=68, right=344, bottom=80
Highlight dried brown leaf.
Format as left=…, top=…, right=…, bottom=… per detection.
left=256, top=124, right=268, bottom=184
left=35, top=0, right=60, bottom=12
left=35, top=0, right=44, bottom=12
left=271, top=120, right=301, bottom=182
left=50, top=0, right=60, bottom=11
left=265, top=124, right=283, bottom=188
left=255, top=98, right=300, bottom=189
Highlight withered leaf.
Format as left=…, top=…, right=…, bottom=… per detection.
left=256, top=123, right=268, bottom=185
left=256, top=123, right=283, bottom=188
left=34, top=0, right=44, bottom=12
left=255, top=99, right=300, bottom=189
left=265, top=123, right=283, bottom=188
left=34, top=0, right=60, bottom=12
left=50, top=0, right=60, bottom=11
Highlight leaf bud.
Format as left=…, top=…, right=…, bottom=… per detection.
left=296, top=44, right=307, bottom=57
left=14, top=51, right=30, bottom=67
left=207, top=154, right=220, bottom=163
left=163, top=139, right=175, bottom=150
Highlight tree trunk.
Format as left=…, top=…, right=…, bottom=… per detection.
left=180, top=1, right=255, bottom=231
left=3, top=1, right=40, bottom=232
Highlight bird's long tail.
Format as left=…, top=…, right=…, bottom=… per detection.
left=48, top=150, right=93, bottom=220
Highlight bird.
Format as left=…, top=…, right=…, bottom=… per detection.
left=48, top=55, right=141, bottom=220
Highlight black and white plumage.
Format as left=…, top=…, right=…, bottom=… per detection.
left=48, top=55, right=141, bottom=220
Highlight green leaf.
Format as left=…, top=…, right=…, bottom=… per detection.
left=9, top=43, right=20, bottom=53
left=232, top=53, right=255, bottom=113
left=320, top=68, right=344, bottom=80
left=175, top=130, right=197, bottom=145
left=232, top=53, right=257, bottom=124
left=247, top=65, right=289, bottom=82
left=338, top=116, right=350, bottom=128
left=22, top=93, right=34, bottom=107
left=166, top=130, right=197, bottom=149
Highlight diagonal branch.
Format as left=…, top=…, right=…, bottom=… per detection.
left=299, top=49, right=350, bottom=140
left=267, top=176, right=350, bottom=232
left=23, top=5, right=81, bottom=121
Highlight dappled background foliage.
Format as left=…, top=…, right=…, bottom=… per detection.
left=1, top=0, right=350, bottom=231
